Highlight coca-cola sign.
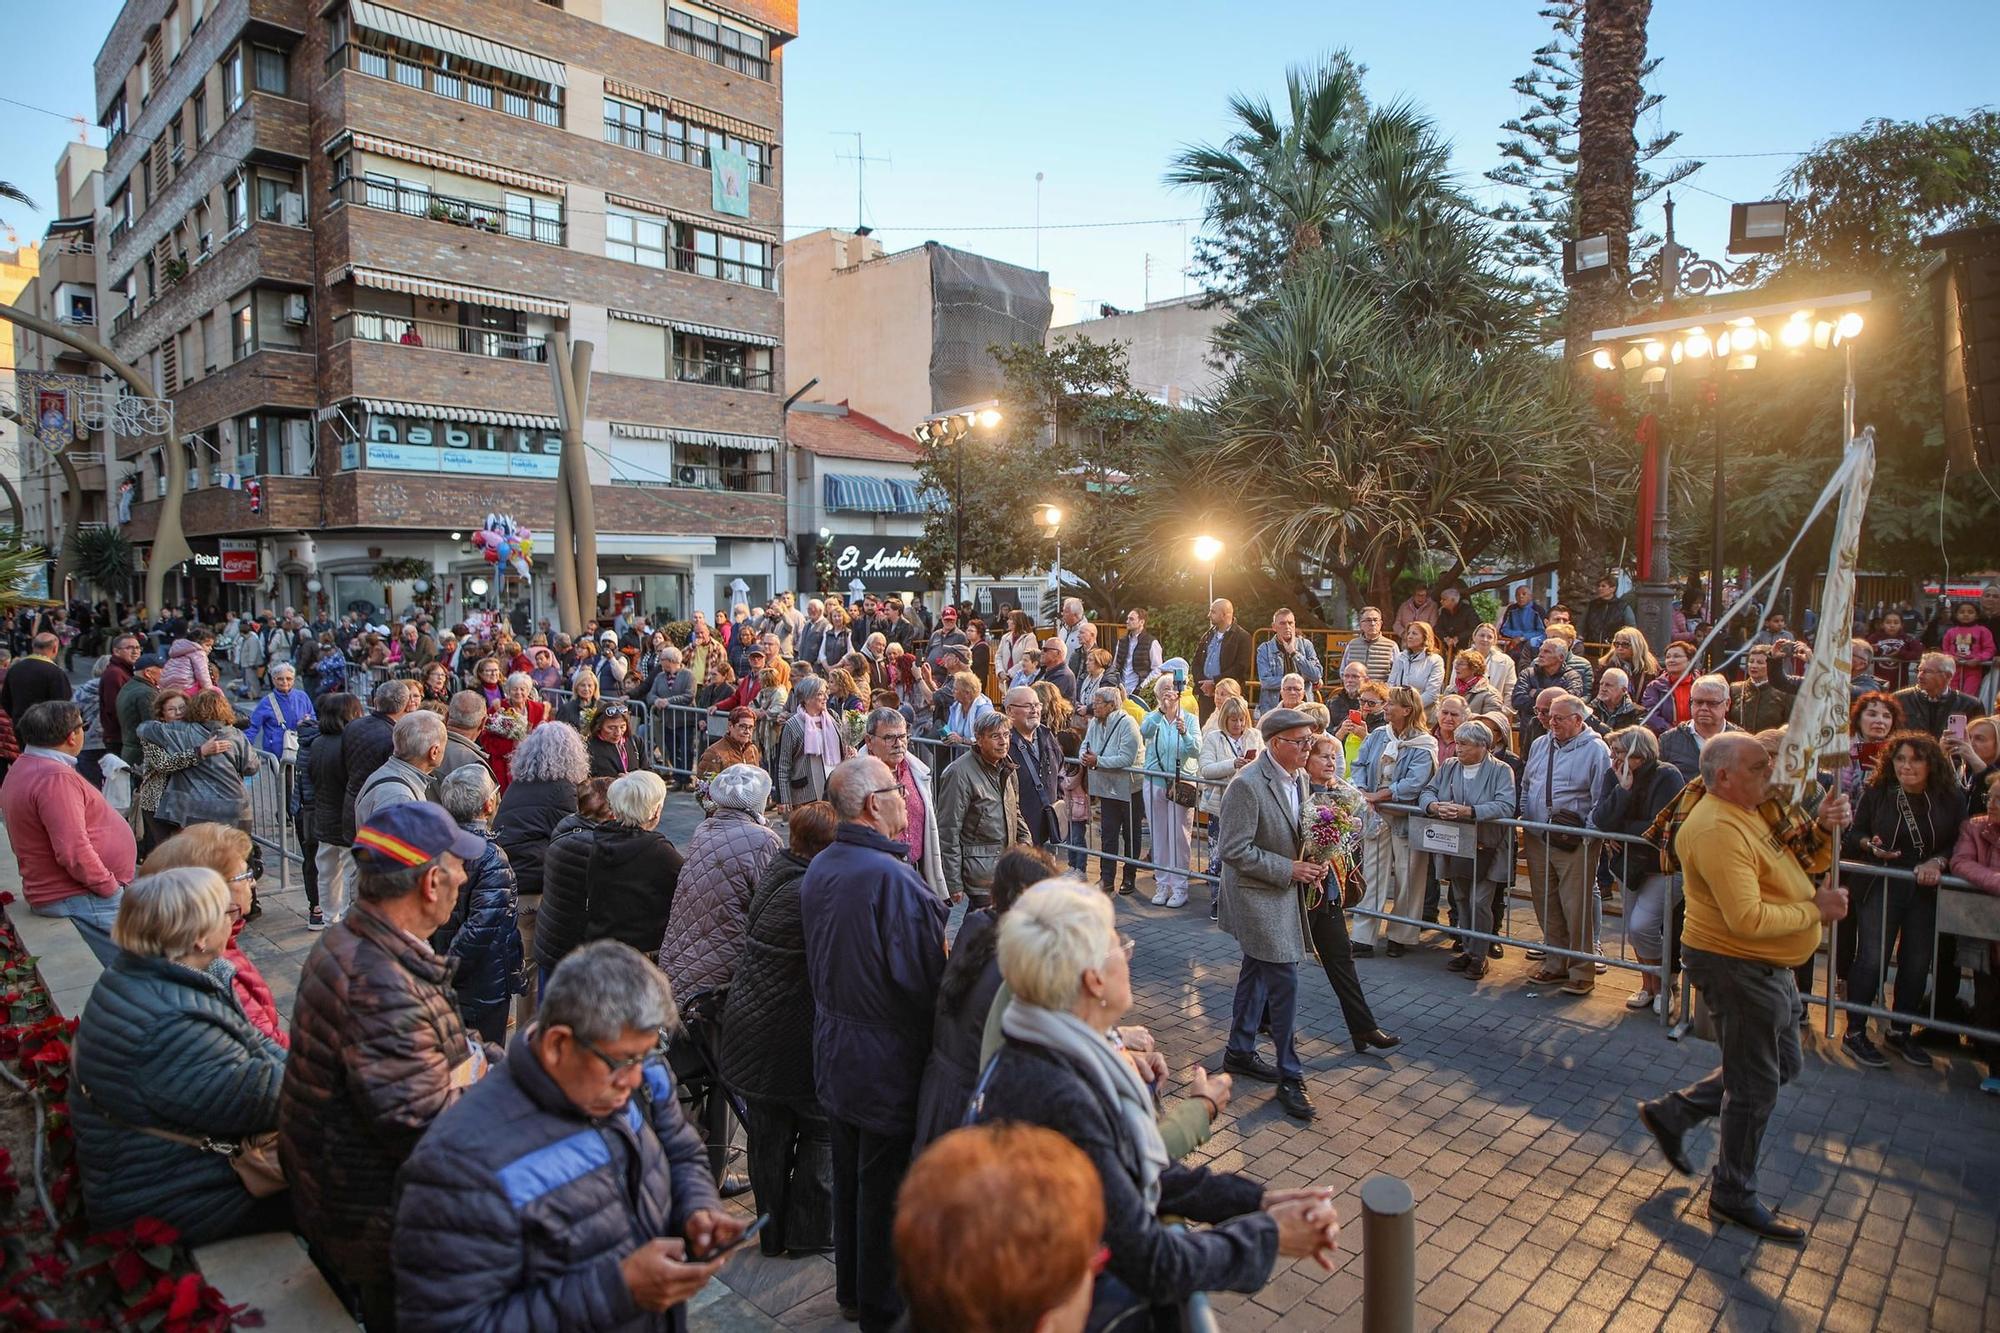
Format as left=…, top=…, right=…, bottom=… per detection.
left=219, top=539, right=260, bottom=584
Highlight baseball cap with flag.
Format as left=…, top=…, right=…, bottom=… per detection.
left=352, top=802, right=486, bottom=874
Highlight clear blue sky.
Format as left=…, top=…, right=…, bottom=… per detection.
left=4, top=0, right=1995, bottom=311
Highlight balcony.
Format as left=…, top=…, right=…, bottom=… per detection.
left=335, top=176, right=566, bottom=247
left=675, top=356, right=773, bottom=392
left=111, top=306, right=137, bottom=339
left=328, top=41, right=563, bottom=128
left=619, top=463, right=776, bottom=495
left=332, top=312, right=549, bottom=363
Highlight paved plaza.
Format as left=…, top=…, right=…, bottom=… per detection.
left=195, top=797, right=2000, bottom=1331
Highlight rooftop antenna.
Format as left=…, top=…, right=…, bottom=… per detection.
left=1034, top=172, right=1044, bottom=270
left=832, top=132, right=890, bottom=235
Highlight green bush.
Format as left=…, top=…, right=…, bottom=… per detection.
left=1145, top=603, right=1212, bottom=664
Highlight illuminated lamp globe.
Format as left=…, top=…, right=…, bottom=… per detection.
left=1590, top=348, right=1616, bottom=371
left=469, top=578, right=489, bottom=596
left=1835, top=311, right=1864, bottom=341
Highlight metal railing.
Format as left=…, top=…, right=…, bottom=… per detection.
left=332, top=311, right=550, bottom=362
left=334, top=176, right=567, bottom=247
left=330, top=41, right=564, bottom=127
left=675, top=356, right=774, bottom=392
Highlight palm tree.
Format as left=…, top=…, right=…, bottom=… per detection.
left=0, top=181, right=34, bottom=230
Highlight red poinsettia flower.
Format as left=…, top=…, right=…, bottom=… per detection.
left=132, top=1217, right=181, bottom=1247
left=166, top=1271, right=205, bottom=1321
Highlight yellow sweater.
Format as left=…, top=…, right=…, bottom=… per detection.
left=1678, top=793, right=1823, bottom=966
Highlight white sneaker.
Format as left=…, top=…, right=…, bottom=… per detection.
left=1165, top=889, right=1189, bottom=908
left=1150, top=885, right=1172, bottom=906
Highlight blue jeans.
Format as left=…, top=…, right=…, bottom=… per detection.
left=35, top=891, right=124, bottom=965
left=1226, top=955, right=1302, bottom=1080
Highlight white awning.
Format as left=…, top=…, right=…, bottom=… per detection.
left=335, top=130, right=566, bottom=196
left=595, top=533, right=719, bottom=557
left=608, top=310, right=777, bottom=347
left=673, top=428, right=779, bottom=454
left=332, top=265, right=568, bottom=318
left=610, top=422, right=672, bottom=440
left=350, top=0, right=567, bottom=87
left=359, top=399, right=560, bottom=430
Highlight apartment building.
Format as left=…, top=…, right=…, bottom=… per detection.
left=10, top=144, right=112, bottom=573
left=92, top=0, right=795, bottom=623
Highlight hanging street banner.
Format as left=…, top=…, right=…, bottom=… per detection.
left=711, top=147, right=752, bottom=218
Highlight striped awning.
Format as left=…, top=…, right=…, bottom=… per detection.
left=610, top=422, right=672, bottom=440
left=670, top=98, right=775, bottom=146
left=608, top=309, right=777, bottom=347
left=332, top=265, right=568, bottom=318
left=705, top=0, right=795, bottom=40
left=604, top=194, right=774, bottom=245
left=611, top=424, right=780, bottom=453
left=351, top=0, right=567, bottom=86
left=824, top=473, right=923, bottom=514
left=338, top=131, right=565, bottom=196
left=359, top=399, right=560, bottom=430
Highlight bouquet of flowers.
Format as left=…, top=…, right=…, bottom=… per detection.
left=484, top=708, right=529, bottom=742
left=838, top=709, right=869, bottom=752
left=1300, top=785, right=1364, bottom=910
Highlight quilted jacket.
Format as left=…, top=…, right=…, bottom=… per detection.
left=73, top=951, right=285, bottom=1244
left=717, top=851, right=817, bottom=1105
left=492, top=777, right=577, bottom=900
left=278, top=900, right=481, bottom=1289
left=394, top=1034, right=720, bottom=1333
left=339, top=710, right=398, bottom=845
left=428, top=821, right=525, bottom=1014
left=308, top=719, right=349, bottom=844
left=657, top=808, right=780, bottom=999
left=539, top=818, right=684, bottom=980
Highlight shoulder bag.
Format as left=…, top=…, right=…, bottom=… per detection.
left=1543, top=741, right=1586, bottom=852
left=73, top=1037, right=286, bottom=1198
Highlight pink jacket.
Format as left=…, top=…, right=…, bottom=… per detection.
left=1941, top=624, right=1996, bottom=695
left=1949, top=815, right=2000, bottom=968
left=0, top=754, right=137, bottom=907
left=159, top=638, right=214, bottom=696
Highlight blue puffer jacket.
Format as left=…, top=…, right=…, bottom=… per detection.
left=429, top=821, right=525, bottom=1015
left=72, top=950, right=286, bottom=1244
left=394, top=1032, right=723, bottom=1332
left=799, top=824, right=948, bottom=1135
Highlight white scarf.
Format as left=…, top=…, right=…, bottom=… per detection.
left=1002, top=1001, right=1168, bottom=1214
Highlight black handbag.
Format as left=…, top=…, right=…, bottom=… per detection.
left=1543, top=743, right=1586, bottom=851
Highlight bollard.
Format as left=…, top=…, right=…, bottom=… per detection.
left=1361, top=1174, right=1415, bottom=1333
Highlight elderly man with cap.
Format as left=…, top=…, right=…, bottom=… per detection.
left=280, top=801, right=494, bottom=1328
left=924, top=605, right=969, bottom=671
left=1217, top=706, right=1332, bottom=1120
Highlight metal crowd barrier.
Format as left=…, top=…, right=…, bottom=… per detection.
left=245, top=758, right=303, bottom=892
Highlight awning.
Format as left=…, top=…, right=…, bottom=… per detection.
left=336, top=130, right=565, bottom=196
left=350, top=0, right=568, bottom=87
left=611, top=423, right=780, bottom=453
left=331, top=265, right=568, bottom=318
left=670, top=99, right=775, bottom=146
left=605, top=194, right=775, bottom=245
left=704, top=0, right=795, bottom=41
left=358, top=399, right=560, bottom=430
left=824, top=473, right=923, bottom=514
left=595, top=533, right=718, bottom=557
left=608, top=309, right=777, bottom=347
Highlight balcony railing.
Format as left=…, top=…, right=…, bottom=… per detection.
left=620, top=463, right=776, bottom=494
left=330, top=42, right=563, bottom=128
left=674, top=357, right=773, bottom=392
left=333, top=311, right=549, bottom=362
left=336, top=176, right=566, bottom=246
left=108, top=218, right=129, bottom=252
left=111, top=306, right=137, bottom=339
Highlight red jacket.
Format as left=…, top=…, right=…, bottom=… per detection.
left=226, top=921, right=289, bottom=1048
left=0, top=753, right=137, bottom=907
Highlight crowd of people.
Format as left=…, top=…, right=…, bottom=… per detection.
left=1, top=576, right=1998, bottom=1327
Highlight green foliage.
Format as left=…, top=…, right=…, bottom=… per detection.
left=68, top=525, right=133, bottom=587
left=1143, top=604, right=1213, bottom=665
left=913, top=336, right=1167, bottom=613
left=1683, top=111, right=2000, bottom=577
left=0, top=541, right=50, bottom=618
left=371, top=556, right=431, bottom=583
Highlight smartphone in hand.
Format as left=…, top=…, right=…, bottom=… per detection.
left=691, top=1214, right=769, bottom=1263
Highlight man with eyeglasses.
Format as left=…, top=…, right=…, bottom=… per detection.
left=394, top=938, right=741, bottom=1329
left=1660, top=673, right=1741, bottom=778
left=862, top=707, right=945, bottom=895
left=1521, top=694, right=1611, bottom=996
left=282, top=801, right=494, bottom=1330
left=1031, top=637, right=1077, bottom=699
left=802, top=756, right=950, bottom=1330
left=1003, top=686, right=1064, bottom=849
left=1217, top=707, right=1335, bottom=1121
left=936, top=713, right=1030, bottom=905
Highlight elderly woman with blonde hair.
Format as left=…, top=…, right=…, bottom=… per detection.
left=72, top=866, right=289, bottom=1244
left=974, top=880, right=1340, bottom=1328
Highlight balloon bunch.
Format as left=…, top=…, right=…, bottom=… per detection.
left=471, top=512, right=535, bottom=580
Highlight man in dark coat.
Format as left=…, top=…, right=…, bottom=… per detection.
left=340, top=677, right=415, bottom=845
left=1, top=632, right=72, bottom=719
left=279, top=802, right=491, bottom=1329
left=1893, top=651, right=1988, bottom=737
left=1581, top=575, right=1636, bottom=646
left=1193, top=599, right=1253, bottom=724
left=115, top=652, right=165, bottom=770
left=800, top=756, right=948, bottom=1332
left=1029, top=637, right=1077, bottom=700
left=98, top=633, right=140, bottom=760
left=1003, top=686, right=1064, bottom=847
left=393, top=940, right=735, bottom=1332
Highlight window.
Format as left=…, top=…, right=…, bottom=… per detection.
left=64, top=292, right=95, bottom=325
left=676, top=333, right=773, bottom=390
left=231, top=299, right=254, bottom=358
left=166, top=5, right=182, bottom=61
left=170, top=116, right=184, bottom=164
left=192, top=89, right=208, bottom=142
left=103, top=97, right=126, bottom=147
left=200, top=311, right=215, bottom=371
left=606, top=208, right=669, bottom=268
left=605, top=96, right=770, bottom=184
left=677, top=224, right=774, bottom=289
left=603, top=96, right=663, bottom=154
left=223, top=48, right=244, bottom=112
left=504, top=193, right=562, bottom=246
left=194, top=201, right=211, bottom=253
left=667, top=7, right=770, bottom=80
left=256, top=174, right=294, bottom=222
left=143, top=254, right=157, bottom=301
left=251, top=45, right=288, bottom=95
left=225, top=174, right=248, bottom=231
left=238, top=413, right=313, bottom=476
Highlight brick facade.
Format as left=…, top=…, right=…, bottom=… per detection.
left=90, top=0, right=797, bottom=597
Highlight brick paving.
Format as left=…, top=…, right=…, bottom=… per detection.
left=223, top=796, right=2000, bottom=1331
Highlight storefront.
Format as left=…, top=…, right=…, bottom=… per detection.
left=817, top=532, right=928, bottom=600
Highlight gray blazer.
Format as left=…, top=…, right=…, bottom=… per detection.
left=1216, top=752, right=1309, bottom=965
left=1082, top=710, right=1143, bottom=800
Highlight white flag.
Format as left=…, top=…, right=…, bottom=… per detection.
left=1775, top=429, right=1876, bottom=803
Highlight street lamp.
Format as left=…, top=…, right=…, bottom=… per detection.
left=1041, top=504, right=1063, bottom=620
left=1192, top=534, right=1223, bottom=604
left=1590, top=287, right=1870, bottom=640
left=913, top=403, right=1002, bottom=610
